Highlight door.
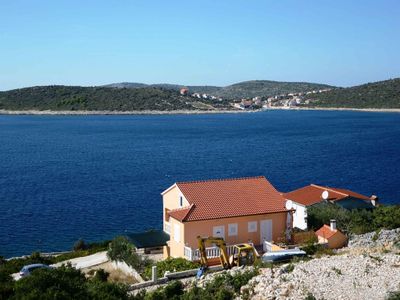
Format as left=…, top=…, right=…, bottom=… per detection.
left=260, top=219, right=272, bottom=243
left=213, top=225, right=225, bottom=239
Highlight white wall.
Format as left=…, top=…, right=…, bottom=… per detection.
left=291, top=202, right=307, bottom=230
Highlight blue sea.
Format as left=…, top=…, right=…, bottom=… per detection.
left=0, top=110, right=399, bottom=258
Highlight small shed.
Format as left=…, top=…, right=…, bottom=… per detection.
left=315, top=220, right=347, bottom=249
left=126, top=230, right=170, bottom=254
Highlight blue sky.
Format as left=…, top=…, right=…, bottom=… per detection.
left=0, top=0, right=399, bottom=90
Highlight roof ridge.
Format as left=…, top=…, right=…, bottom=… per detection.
left=310, top=184, right=349, bottom=197
left=176, top=176, right=266, bottom=185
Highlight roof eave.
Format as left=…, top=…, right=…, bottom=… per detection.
left=161, top=183, right=177, bottom=195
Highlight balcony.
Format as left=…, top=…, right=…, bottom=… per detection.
left=183, top=242, right=254, bottom=261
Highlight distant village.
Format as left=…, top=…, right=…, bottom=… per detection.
left=179, top=87, right=333, bottom=110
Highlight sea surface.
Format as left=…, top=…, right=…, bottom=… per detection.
left=0, top=110, right=399, bottom=257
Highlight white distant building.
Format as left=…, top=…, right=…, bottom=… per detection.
left=284, top=184, right=377, bottom=230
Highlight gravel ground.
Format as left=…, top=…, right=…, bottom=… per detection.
left=243, top=228, right=400, bottom=300
left=245, top=253, right=400, bottom=300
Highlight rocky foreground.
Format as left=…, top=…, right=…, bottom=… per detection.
left=242, top=229, right=400, bottom=300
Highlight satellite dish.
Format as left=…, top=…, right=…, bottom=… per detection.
left=322, top=190, right=329, bottom=200
left=285, top=200, right=293, bottom=210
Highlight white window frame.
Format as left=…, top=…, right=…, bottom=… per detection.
left=174, top=224, right=180, bottom=242
left=212, top=225, right=225, bottom=239
left=248, top=221, right=257, bottom=233
left=228, top=223, right=238, bottom=236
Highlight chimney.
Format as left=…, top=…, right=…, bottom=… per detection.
left=330, top=219, right=337, bottom=231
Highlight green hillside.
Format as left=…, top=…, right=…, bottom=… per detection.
left=213, top=80, right=333, bottom=99
left=104, top=80, right=333, bottom=99
left=305, top=78, right=400, bottom=108
left=0, top=86, right=230, bottom=111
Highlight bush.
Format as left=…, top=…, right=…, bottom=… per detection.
left=307, top=203, right=400, bottom=235
left=143, top=257, right=200, bottom=280
left=107, top=236, right=152, bottom=273
left=373, top=206, right=400, bottom=229
left=142, top=269, right=258, bottom=300
left=93, top=269, right=109, bottom=282
left=73, top=239, right=87, bottom=251
left=7, top=264, right=132, bottom=299
left=304, top=292, right=317, bottom=300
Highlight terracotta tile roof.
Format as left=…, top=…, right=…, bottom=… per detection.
left=284, top=184, right=371, bottom=206
left=167, top=205, right=194, bottom=222
left=316, top=224, right=338, bottom=239
left=171, top=176, right=287, bottom=222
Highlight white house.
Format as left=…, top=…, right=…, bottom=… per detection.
left=284, top=184, right=376, bottom=230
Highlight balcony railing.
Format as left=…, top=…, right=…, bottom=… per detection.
left=183, top=243, right=254, bottom=261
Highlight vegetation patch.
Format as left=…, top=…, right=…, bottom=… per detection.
left=0, top=264, right=131, bottom=299
left=133, top=268, right=259, bottom=300
left=143, top=257, right=199, bottom=280
left=107, top=236, right=152, bottom=274
left=307, top=203, right=400, bottom=235
left=0, top=239, right=109, bottom=277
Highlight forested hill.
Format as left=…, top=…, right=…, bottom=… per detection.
left=0, top=86, right=230, bottom=111
left=104, top=80, right=333, bottom=99
left=305, top=78, right=400, bottom=108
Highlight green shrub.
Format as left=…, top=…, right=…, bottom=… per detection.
left=373, top=206, right=400, bottom=230
left=143, top=268, right=258, bottom=300
left=307, top=203, right=400, bottom=235
left=93, top=269, right=109, bottom=282
left=284, top=263, right=295, bottom=273
left=304, top=292, right=317, bottom=300
left=73, top=239, right=87, bottom=251
left=107, top=236, right=152, bottom=273
left=143, top=257, right=199, bottom=280
left=387, top=291, right=400, bottom=300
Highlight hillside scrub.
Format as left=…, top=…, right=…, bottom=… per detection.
left=132, top=269, right=259, bottom=300
left=0, top=86, right=220, bottom=111
left=305, top=78, right=400, bottom=108
left=307, top=203, right=400, bottom=234
left=143, top=257, right=200, bottom=280
left=0, top=264, right=132, bottom=300
left=107, top=236, right=152, bottom=274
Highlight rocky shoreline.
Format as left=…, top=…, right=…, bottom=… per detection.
left=0, top=107, right=399, bottom=115
left=0, top=109, right=248, bottom=115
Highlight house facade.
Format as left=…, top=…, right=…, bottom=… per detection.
left=315, top=220, right=347, bottom=249
left=162, top=176, right=292, bottom=260
left=284, top=184, right=377, bottom=230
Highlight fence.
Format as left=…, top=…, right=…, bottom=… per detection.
left=184, top=243, right=254, bottom=261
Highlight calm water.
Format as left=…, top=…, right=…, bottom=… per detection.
left=0, top=110, right=399, bottom=257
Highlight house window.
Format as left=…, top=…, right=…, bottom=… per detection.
left=248, top=221, right=257, bottom=233
left=179, top=196, right=183, bottom=207
left=174, top=224, right=180, bottom=242
left=228, top=223, right=238, bottom=236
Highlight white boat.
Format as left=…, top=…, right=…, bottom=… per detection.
left=262, top=248, right=306, bottom=262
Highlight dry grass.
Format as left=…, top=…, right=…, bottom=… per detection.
left=82, top=261, right=138, bottom=284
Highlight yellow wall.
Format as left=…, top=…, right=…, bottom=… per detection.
left=162, top=185, right=192, bottom=258
left=167, top=217, right=186, bottom=258
left=162, top=185, right=189, bottom=221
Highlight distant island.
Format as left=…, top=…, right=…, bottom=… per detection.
left=0, top=78, right=399, bottom=113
